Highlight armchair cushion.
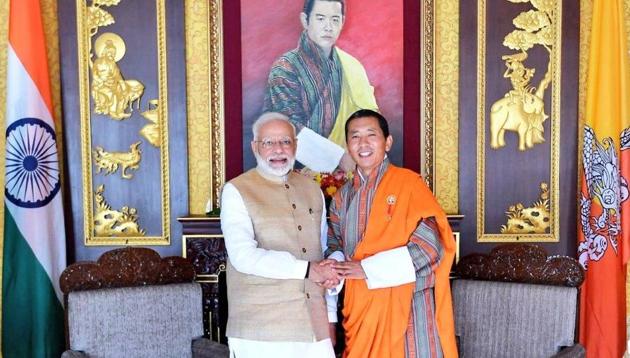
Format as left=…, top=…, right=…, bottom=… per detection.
left=453, top=279, right=577, bottom=358
left=452, top=244, right=585, bottom=358
left=67, top=283, right=203, bottom=358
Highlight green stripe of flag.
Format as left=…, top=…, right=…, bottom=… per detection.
left=2, top=209, right=64, bottom=358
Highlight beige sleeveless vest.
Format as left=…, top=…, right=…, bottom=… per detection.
left=226, top=169, right=329, bottom=342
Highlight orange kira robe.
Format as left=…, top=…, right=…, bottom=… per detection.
left=342, top=166, right=458, bottom=358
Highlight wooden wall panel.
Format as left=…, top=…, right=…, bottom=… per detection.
left=58, top=0, right=188, bottom=261
left=458, top=0, right=579, bottom=256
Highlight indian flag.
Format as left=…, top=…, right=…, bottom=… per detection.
left=578, top=0, right=629, bottom=357
left=1, top=0, right=66, bottom=357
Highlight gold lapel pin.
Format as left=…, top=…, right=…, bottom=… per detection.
left=386, top=194, right=396, bottom=220
left=387, top=195, right=396, bottom=205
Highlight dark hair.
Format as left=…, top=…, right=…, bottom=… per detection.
left=303, top=0, right=345, bottom=21
left=345, top=109, right=390, bottom=141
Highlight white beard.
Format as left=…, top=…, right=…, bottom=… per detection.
left=254, top=152, right=296, bottom=177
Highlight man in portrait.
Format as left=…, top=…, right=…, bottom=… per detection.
left=263, top=0, right=378, bottom=173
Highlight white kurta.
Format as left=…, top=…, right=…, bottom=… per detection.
left=221, top=181, right=336, bottom=358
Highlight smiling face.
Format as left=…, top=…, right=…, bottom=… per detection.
left=300, top=0, right=344, bottom=56
left=251, top=119, right=297, bottom=177
left=346, top=116, right=393, bottom=177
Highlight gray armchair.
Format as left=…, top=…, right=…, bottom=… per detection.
left=452, top=244, right=585, bottom=358
left=59, top=247, right=228, bottom=358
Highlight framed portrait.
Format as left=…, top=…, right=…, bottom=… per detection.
left=240, top=0, right=404, bottom=171
left=220, top=0, right=461, bottom=215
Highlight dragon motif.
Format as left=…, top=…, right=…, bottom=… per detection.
left=578, top=126, right=630, bottom=270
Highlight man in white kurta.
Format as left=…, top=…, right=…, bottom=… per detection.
left=220, top=113, right=339, bottom=358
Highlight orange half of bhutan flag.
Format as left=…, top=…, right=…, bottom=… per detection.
left=578, top=0, right=630, bottom=357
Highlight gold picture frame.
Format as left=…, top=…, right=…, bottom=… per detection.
left=184, top=0, right=225, bottom=214
left=424, top=0, right=460, bottom=214
left=476, top=0, right=562, bottom=242
left=76, top=0, right=170, bottom=245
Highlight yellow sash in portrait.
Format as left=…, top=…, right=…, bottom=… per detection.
left=328, top=48, right=379, bottom=147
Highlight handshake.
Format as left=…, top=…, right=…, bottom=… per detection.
left=307, top=259, right=366, bottom=289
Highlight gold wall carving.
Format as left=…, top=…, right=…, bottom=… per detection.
left=489, top=3, right=553, bottom=152
left=91, top=32, right=145, bottom=120
left=87, top=0, right=117, bottom=34
left=77, top=0, right=170, bottom=245
left=501, top=182, right=550, bottom=234
left=434, top=0, right=459, bottom=214
left=184, top=0, right=224, bottom=214
left=140, top=99, right=160, bottom=147
left=86, top=1, right=145, bottom=120
left=94, top=184, right=145, bottom=236
left=93, top=141, right=142, bottom=179
left=477, top=0, right=561, bottom=242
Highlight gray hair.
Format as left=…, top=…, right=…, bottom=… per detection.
left=251, top=112, right=296, bottom=140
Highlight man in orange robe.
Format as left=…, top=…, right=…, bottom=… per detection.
left=325, top=109, right=457, bottom=358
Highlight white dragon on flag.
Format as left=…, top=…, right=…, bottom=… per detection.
left=578, top=126, right=630, bottom=270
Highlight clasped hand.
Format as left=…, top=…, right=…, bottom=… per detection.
left=308, top=259, right=366, bottom=289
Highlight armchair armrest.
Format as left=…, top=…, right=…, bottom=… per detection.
left=551, top=344, right=586, bottom=358
left=192, top=337, right=229, bottom=358
left=61, top=350, right=89, bottom=358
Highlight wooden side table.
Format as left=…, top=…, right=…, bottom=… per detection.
left=178, top=216, right=226, bottom=343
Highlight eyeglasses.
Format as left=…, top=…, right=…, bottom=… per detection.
left=254, top=137, right=295, bottom=149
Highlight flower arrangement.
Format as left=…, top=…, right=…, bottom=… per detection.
left=315, top=169, right=352, bottom=198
